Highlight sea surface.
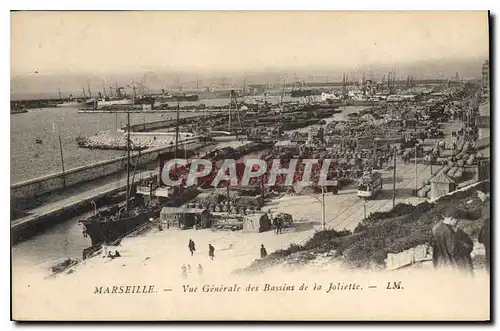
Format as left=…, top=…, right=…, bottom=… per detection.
left=10, top=95, right=320, bottom=184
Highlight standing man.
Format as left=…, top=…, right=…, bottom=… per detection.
left=273, top=218, right=278, bottom=234
left=432, top=216, right=458, bottom=269
left=181, top=264, right=188, bottom=279
left=188, top=239, right=196, bottom=256
left=277, top=218, right=283, bottom=234
left=478, top=191, right=490, bottom=272
left=260, top=244, right=268, bottom=258
left=454, top=228, right=474, bottom=275
left=208, top=244, right=215, bottom=260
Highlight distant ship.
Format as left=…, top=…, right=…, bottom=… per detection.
left=291, top=89, right=313, bottom=98
left=57, top=99, right=97, bottom=109
left=156, top=94, right=199, bottom=102
left=321, top=92, right=343, bottom=105
left=98, top=97, right=134, bottom=107
left=133, top=96, right=156, bottom=105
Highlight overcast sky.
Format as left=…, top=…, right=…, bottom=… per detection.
left=11, top=11, right=489, bottom=77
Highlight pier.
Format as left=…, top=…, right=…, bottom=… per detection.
left=11, top=169, right=154, bottom=242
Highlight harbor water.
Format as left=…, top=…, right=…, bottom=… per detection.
left=11, top=98, right=363, bottom=268
left=10, top=107, right=198, bottom=184
left=10, top=95, right=319, bottom=184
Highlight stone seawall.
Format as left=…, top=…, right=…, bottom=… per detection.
left=11, top=141, right=205, bottom=203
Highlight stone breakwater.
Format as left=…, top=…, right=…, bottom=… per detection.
left=76, top=130, right=197, bottom=151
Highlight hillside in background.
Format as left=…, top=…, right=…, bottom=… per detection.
left=11, top=57, right=485, bottom=100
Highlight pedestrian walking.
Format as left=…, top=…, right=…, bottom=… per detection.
left=273, top=218, right=278, bottom=234
left=188, top=239, right=196, bottom=256
left=277, top=218, right=283, bottom=234
left=198, top=264, right=203, bottom=275
left=208, top=244, right=215, bottom=260
left=260, top=244, right=267, bottom=258
left=181, top=264, right=187, bottom=279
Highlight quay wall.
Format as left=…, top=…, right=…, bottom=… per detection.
left=11, top=140, right=203, bottom=202
left=126, top=113, right=224, bottom=132
left=128, top=119, right=176, bottom=132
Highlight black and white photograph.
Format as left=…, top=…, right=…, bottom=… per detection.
left=10, top=10, right=491, bottom=321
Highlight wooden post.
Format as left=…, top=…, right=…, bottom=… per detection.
left=415, top=144, right=418, bottom=196
left=58, top=136, right=66, bottom=187
left=175, top=100, right=180, bottom=159
left=321, top=186, right=326, bottom=230
left=392, top=148, right=397, bottom=208
left=363, top=198, right=367, bottom=220
left=126, top=111, right=131, bottom=212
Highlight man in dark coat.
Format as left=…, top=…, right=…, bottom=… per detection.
left=260, top=244, right=267, bottom=258
left=208, top=244, right=215, bottom=260
left=432, top=217, right=458, bottom=269
left=273, top=218, right=278, bottom=234
left=188, top=239, right=196, bottom=256
left=478, top=193, right=490, bottom=272
left=454, top=228, right=474, bottom=275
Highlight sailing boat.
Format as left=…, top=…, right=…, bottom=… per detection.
left=78, top=111, right=161, bottom=247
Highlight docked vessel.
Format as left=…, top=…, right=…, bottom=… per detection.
left=78, top=105, right=203, bottom=247
left=321, top=92, right=344, bottom=105
left=11, top=108, right=28, bottom=114
left=291, top=89, right=313, bottom=98
left=345, top=99, right=379, bottom=106
left=134, top=96, right=156, bottom=105
left=57, top=99, right=97, bottom=109
left=78, top=110, right=160, bottom=246
left=80, top=198, right=160, bottom=246
left=156, top=94, right=200, bottom=102
left=97, top=97, right=134, bottom=107
left=386, top=95, right=405, bottom=102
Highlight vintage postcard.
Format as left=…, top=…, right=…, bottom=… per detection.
left=11, top=11, right=490, bottom=321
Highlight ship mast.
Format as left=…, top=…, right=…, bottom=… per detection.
left=87, top=82, right=92, bottom=99
left=280, top=79, right=286, bottom=108
left=174, top=99, right=180, bottom=159
left=126, top=110, right=131, bottom=212
left=132, top=78, right=137, bottom=100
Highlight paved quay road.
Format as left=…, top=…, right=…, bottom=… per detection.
left=11, top=140, right=255, bottom=231
left=262, top=160, right=434, bottom=234
left=11, top=170, right=155, bottom=230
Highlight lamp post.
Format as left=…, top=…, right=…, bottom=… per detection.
left=321, top=186, right=325, bottom=231
left=310, top=186, right=326, bottom=231
left=415, top=143, right=419, bottom=196
left=90, top=200, right=97, bottom=216
left=363, top=198, right=367, bottom=220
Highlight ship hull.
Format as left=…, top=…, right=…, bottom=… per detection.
left=82, top=208, right=160, bottom=246
left=134, top=97, right=156, bottom=105
left=57, top=101, right=97, bottom=109
left=325, top=98, right=344, bottom=105
left=157, top=95, right=200, bottom=102
left=291, top=90, right=313, bottom=98
left=98, top=98, right=134, bottom=107
left=345, top=100, right=379, bottom=106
